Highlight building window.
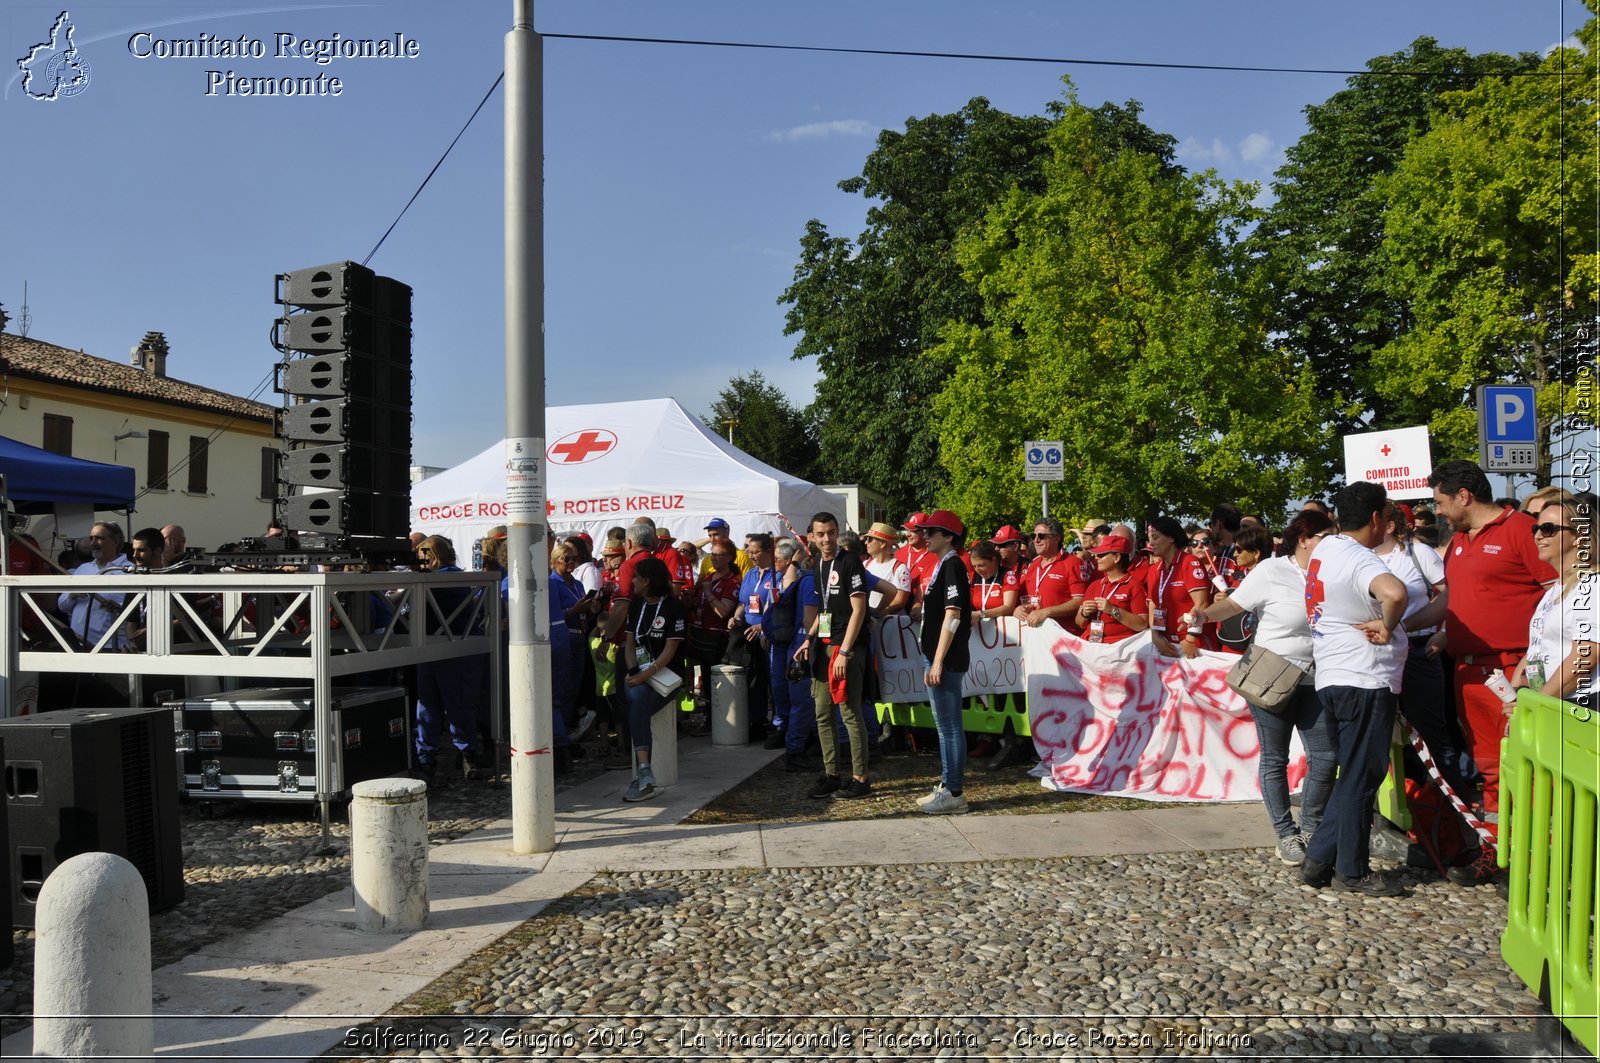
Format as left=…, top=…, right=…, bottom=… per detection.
left=42, top=414, right=73, bottom=456
left=147, top=430, right=170, bottom=491
left=260, top=447, right=278, bottom=500
left=186, top=435, right=209, bottom=494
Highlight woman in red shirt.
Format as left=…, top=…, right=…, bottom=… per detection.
left=1144, top=515, right=1212, bottom=657
left=1075, top=534, right=1150, bottom=644
left=969, top=541, right=1019, bottom=619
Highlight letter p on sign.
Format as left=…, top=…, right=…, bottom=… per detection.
left=1495, top=393, right=1525, bottom=435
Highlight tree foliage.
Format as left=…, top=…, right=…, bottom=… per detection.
left=779, top=94, right=1175, bottom=516
left=704, top=370, right=820, bottom=481
left=928, top=91, right=1324, bottom=531
left=1372, top=17, right=1598, bottom=467
left=1250, top=38, right=1541, bottom=475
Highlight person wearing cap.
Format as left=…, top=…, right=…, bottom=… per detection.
left=894, top=513, right=940, bottom=602
left=696, top=518, right=753, bottom=578
left=597, top=521, right=658, bottom=769
left=915, top=509, right=974, bottom=814
left=1143, top=516, right=1212, bottom=658
left=990, top=525, right=1028, bottom=575
left=1075, top=534, right=1151, bottom=644
left=1015, top=517, right=1087, bottom=630
left=1077, top=520, right=1107, bottom=552
left=862, top=522, right=912, bottom=617
left=797, top=511, right=873, bottom=799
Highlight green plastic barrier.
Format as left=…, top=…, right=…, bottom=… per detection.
left=1499, top=688, right=1599, bottom=1056
left=1376, top=718, right=1412, bottom=832
left=876, top=692, right=1031, bottom=737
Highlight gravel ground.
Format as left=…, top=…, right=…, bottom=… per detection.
left=325, top=853, right=1534, bottom=1062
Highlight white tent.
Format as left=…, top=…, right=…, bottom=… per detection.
left=411, top=398, right=845, bottom=552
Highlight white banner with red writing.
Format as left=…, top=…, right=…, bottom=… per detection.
left=1023, top=625, right=1305, bottom=803
left=872, top=615, right=1025, bottom=701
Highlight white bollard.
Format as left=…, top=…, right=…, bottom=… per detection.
left=710, top=665, right=749, bottom=746
left=33, top=852, right=154, bottom=1061
left=350, top=777, right=429, bottom=933
left=649, top=702, right=679, bottom=788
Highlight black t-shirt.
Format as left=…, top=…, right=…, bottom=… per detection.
left=922, top=552, right=973, bottom=672
left=813, top=551, right=867, bottom=643
left=626, top=595, right=687, bottom=666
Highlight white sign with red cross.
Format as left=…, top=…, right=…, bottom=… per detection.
left=1341, top=425, right=1433, bottom=500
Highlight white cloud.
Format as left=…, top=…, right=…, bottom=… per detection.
left=1544, top=35, right=1581, bottom=55
left=1239, top=132, right=1276, bottom=164
left=1178, top=136, right=1233, bottom=165
left=766, top=118, right=877, bottom=143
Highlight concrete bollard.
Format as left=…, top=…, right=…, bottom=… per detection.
left=33, top=852, right=154, bottom=1061
left=710, top=664, right=749, bottom=746
left=350, top=777, right=429, bottom=933
left=649, top=704, right=678, bottom=787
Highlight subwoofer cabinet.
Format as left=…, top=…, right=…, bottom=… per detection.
left=0, top=706, right=184, bottom=929
left=172, top=685, right=410, bottom=803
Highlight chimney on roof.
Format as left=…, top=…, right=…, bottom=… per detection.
left=131, top=331, right=168, bottom=377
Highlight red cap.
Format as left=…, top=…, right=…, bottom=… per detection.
left=920, top=509, right=965, bottom=538
left=1397, top=503, right=1415, bottom=525
left=903, top=512, right=928, bottom=530
left=991, top=524, right=1025, bottom=545
left=1092, top=534, right=1133, bottom=555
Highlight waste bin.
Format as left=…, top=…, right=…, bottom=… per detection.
left=710, top=665, right=748, bottom=746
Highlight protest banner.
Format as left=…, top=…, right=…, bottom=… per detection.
left=872, top=614, right=1025, bottom=702
left=1023, top=625, right=1305, bottom=803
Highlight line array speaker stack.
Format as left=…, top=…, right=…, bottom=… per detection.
left=1, top=706, right=184, bottom=929
left=273, top=260, right=413, bottom=551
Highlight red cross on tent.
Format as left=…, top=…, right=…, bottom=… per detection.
left=548, top=429, right=616, bottom=464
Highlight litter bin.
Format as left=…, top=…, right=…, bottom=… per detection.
left=710, top=665, right=748, bottom=746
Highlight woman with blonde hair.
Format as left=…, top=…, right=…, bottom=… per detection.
left=1513, top=490, right=1598, bottom=706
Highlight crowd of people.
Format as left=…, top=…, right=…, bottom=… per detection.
left=12, top=456, right=1594, bottom=895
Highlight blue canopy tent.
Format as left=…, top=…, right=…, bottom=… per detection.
left=0, top=434, right=136, bottom=513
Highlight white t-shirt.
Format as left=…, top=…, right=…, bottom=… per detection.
left=1306, top=533, right=1408, bottom=692
left=1525, top=574, right=1598, bottom=702
left=1377, top=540, right=1445, bottom=633
left=1226, top=554, right=1314, bottom=671
left=573, top=560, right=603, bottom=595
left=865, top=556, right=912, bottom=611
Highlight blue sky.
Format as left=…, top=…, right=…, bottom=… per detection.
left=2, top=0, right=1585, bottom=469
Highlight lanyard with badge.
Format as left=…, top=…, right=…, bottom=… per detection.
left=976, top=572, right=1002, bottom=610
left=634, top=599, right=663, bottom=667
left=1028, top=556, right=1057, bottom=607
left=1153, top=560, right=1181, bottom=634
left=1089, top=576, right=1130, bottom=643
left=818, top=558, right=836, bottom=640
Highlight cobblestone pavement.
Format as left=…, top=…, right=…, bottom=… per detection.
left=327, top=852, right=1533, bottom=1061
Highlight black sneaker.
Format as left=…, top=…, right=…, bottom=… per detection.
left=1446, top=845, right=1498, bottom=886
left=807, top=773, right=841, bottom=799
left=1300, top=856, right=1334, bottom=888
left=764, top=732, right=786, bottom=750
left=1333, top=871, right=1409, bottom=897
left=836, top=777, right=873, bottom=799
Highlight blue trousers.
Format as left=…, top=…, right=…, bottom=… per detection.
left=415, top=656, right=482, bottom=764
left=927, top=670, right=967, bottom=794
left=1306, top=685, right=1397, bottom=878
left=625, top=680, right=671, bottom=762
left=1250, top=685, right=1336, bottom=840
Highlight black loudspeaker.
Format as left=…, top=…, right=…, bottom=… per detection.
left=278, top=491, right=410, bottom=536
left=0, top=735, right=9, bottom=967
left=0, top=706, right=184, bottom=928
left=277, top=443, right=409, bottom=496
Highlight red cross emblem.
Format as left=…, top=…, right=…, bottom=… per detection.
left=1379, top=443, right=1392, bottom=457
left=548, top=429, right=617, bottom=465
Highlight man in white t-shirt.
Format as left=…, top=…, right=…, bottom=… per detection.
left=1300, top=482, right=1411, bottom=898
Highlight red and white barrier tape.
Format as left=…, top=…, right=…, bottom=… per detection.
left=1405, top=724, right=1495, bottom=847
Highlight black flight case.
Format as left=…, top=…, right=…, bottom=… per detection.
left=172, top=685, right=410, bottom=803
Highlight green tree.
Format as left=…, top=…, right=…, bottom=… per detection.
left=779, top=95, right=1175, bottom=516
left=704, top=370, right=820, bottom=481
left=929, top=90, right=1323, bottom=531
left=1372, top=15, right=1597, bottom=469
left=1251, top=38, right=1540, bottom=476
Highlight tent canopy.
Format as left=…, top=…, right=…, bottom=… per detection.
left=412, top=398, right=844, bottom=550
left=0, top=435, right=136, bottom=513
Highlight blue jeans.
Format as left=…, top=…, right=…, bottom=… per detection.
left=1398, top=643, right=1466, bottom=792
left=624, top=680, right=671, bottom=764
left=1306, top=685, right=1397, bottom=878
left=1250, top=685, right=1336, bottom=840
left=415, top=656, right=482, bottom=764
left=927, top=670, right=967, bottom=795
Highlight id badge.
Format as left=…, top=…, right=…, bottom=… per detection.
left=748, top=594, right=762, bottom=614
left=1152, top=608, right=1167, bottom=632
left=1211, top=574, right=1230, bottom=592
left=637, top=646, right=654, bottom=668
left=1527, top=659, right=1547, bottom=689
left=818, top=613, right=832, bottom=639
left=1088, top=619, right=1106, bottom=643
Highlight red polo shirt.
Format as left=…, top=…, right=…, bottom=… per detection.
left=1146, top=553, right=1210, bottom=640
left=971, top=568, right=1019, bottom=611
left=895, top=544, right=940, bottom=597
left=1443, top=506, right=1557, bottom=656
left=1083, top=573, right=1150, bottom=644
left=1022, top=553, right=1083, bottom=610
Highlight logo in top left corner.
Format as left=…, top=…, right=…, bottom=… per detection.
left=18, top=10, right=92, bottom=101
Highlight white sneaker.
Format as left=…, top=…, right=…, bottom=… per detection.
left=920, top=789, right=968, bottom=815
left=916, top=784, right=949, bottom=808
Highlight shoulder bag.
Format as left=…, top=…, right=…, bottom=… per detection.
left=1225, top=643, right=1305, bottom=713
